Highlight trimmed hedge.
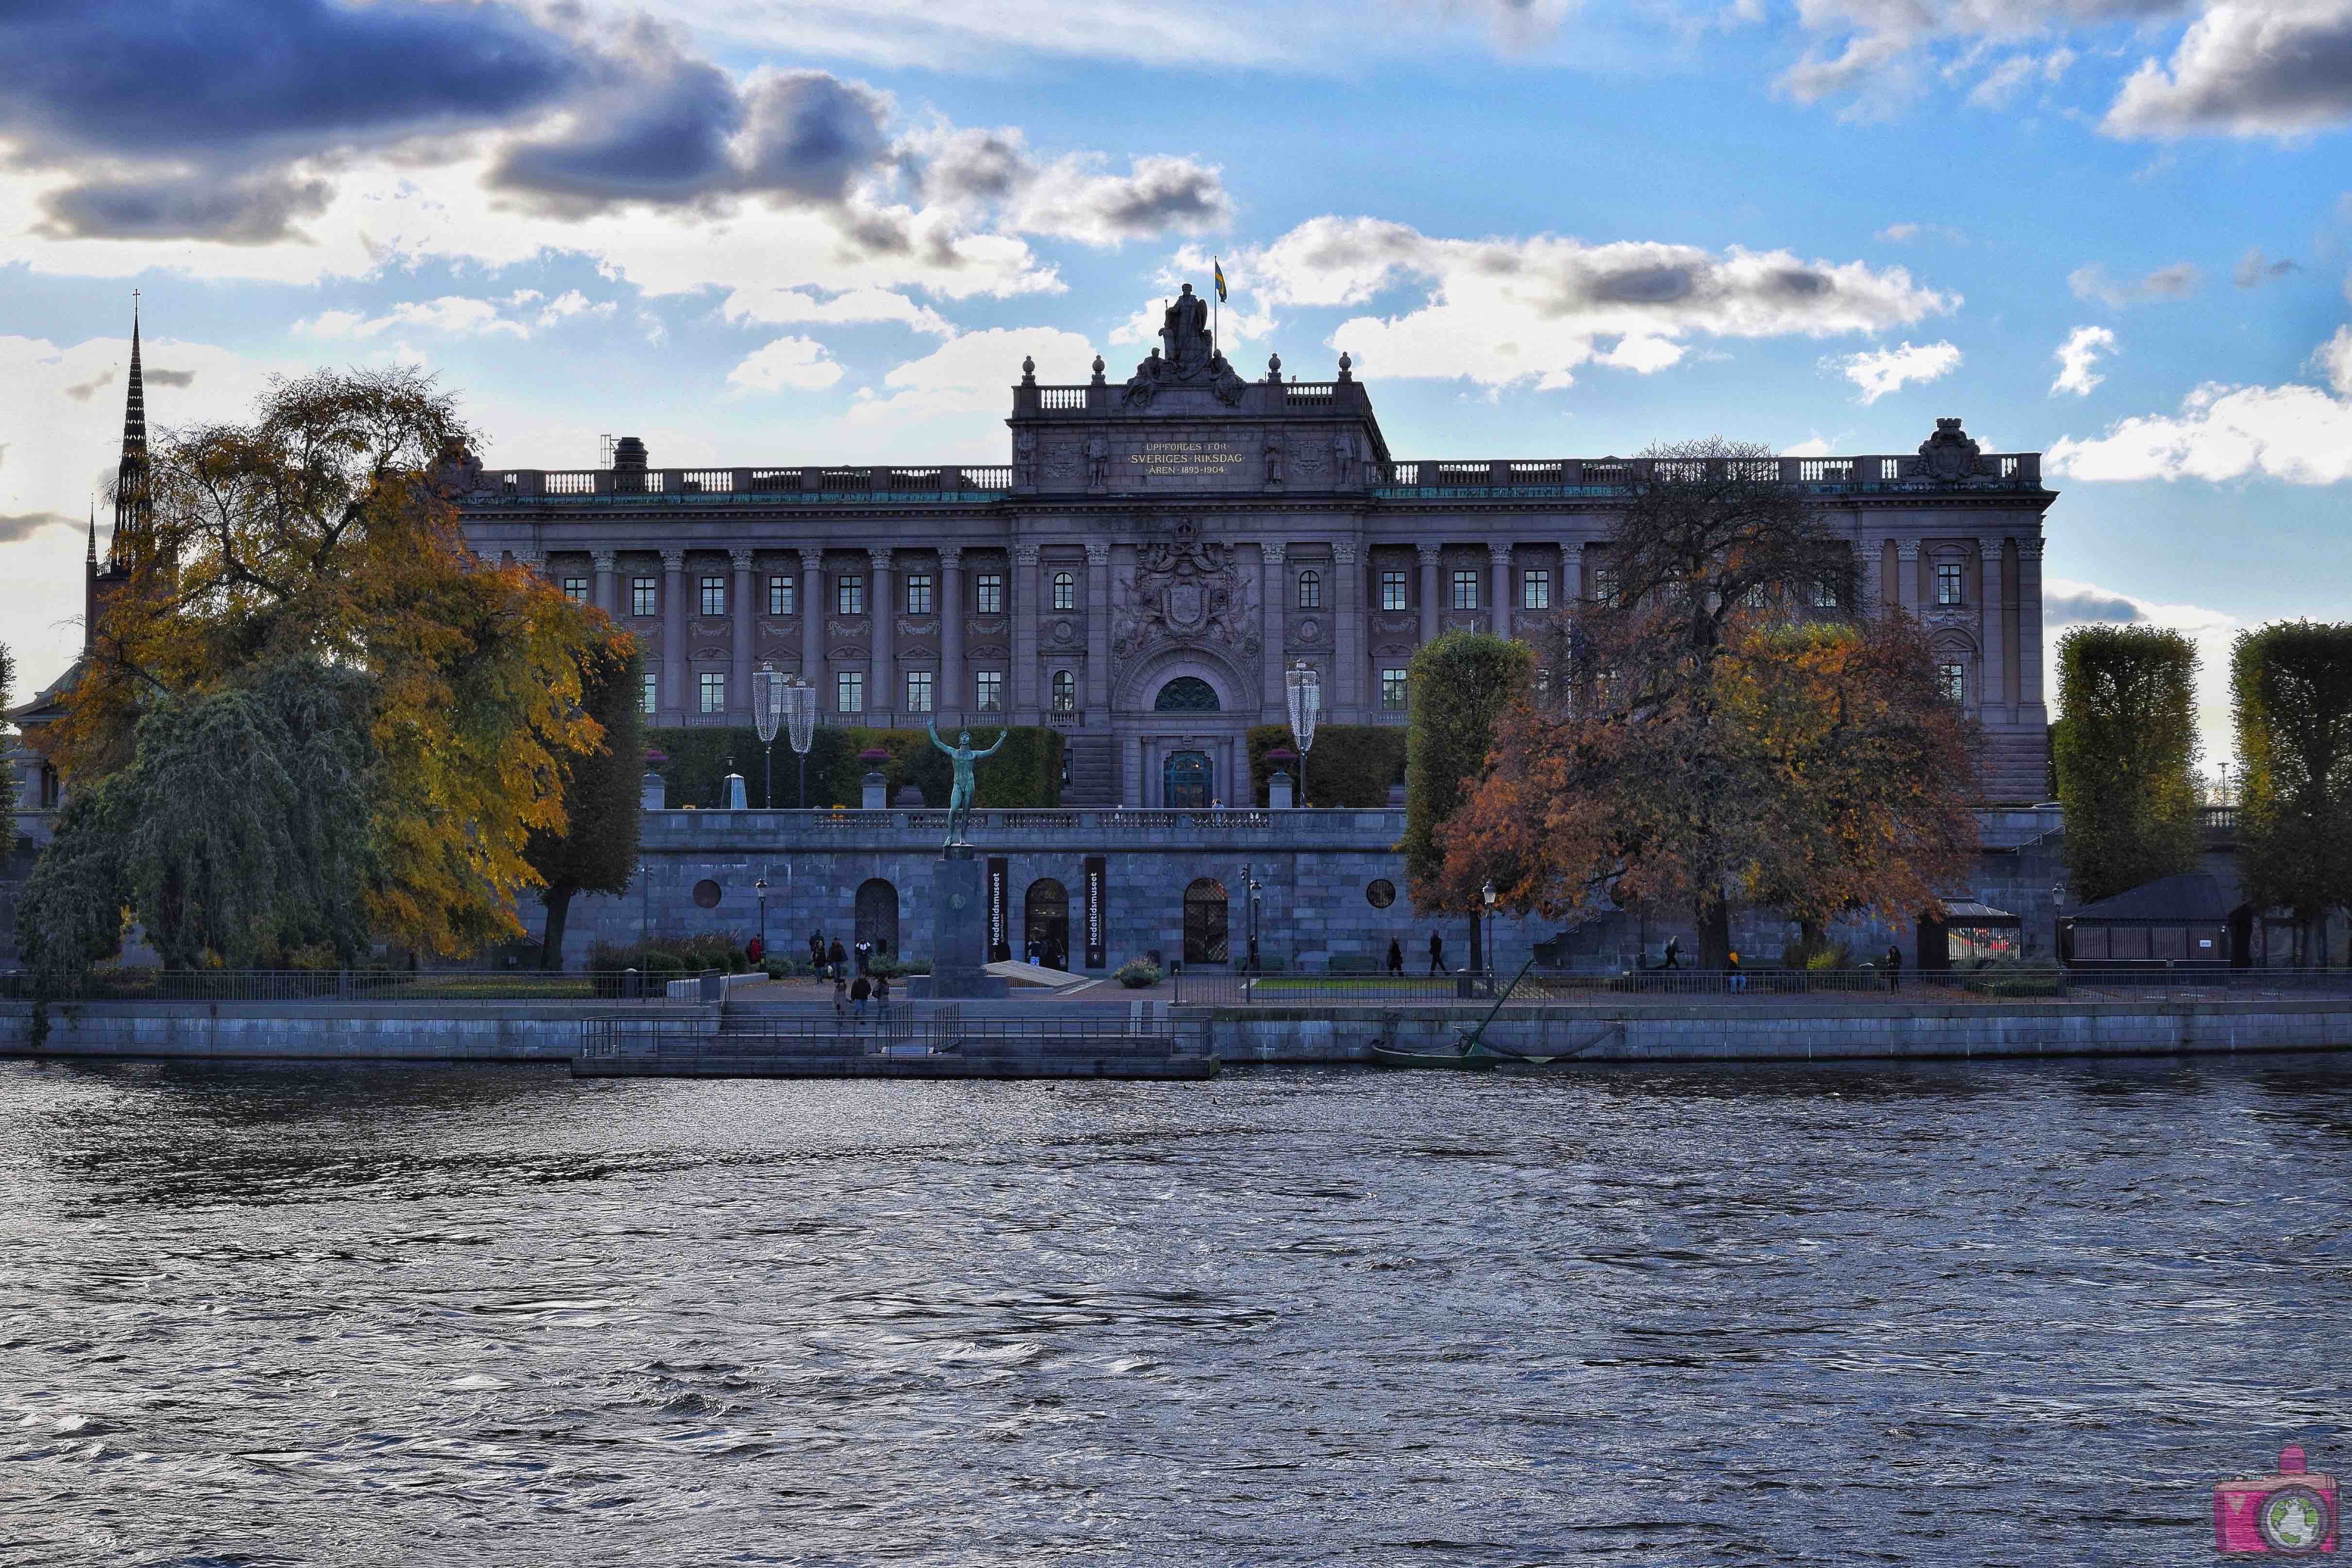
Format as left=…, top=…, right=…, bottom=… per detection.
left=1244, top=724, right=1408, bottom=808
left=648, top=724, right=1062, bottom=809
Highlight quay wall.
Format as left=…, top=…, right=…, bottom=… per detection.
left=0, top=1003, right=618, bottom=1065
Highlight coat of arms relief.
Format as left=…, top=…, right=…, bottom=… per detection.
left=1112, top=522, right=1259, bottom=684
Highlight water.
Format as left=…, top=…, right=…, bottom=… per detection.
left=3, top=1056, right=2349, bottom=1567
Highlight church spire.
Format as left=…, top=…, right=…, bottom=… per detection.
left=109, top=291, right=150, bottom=574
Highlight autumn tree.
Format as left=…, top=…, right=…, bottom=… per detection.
left=50, top=367, right=616, bottom=956
left=2233, top=622, right=2352, bottom=965
left=1400, top=629, right=1535, bottom=969
left=2052, top=625, right=2201, bottom=905
left=527, top=641, right=644, bottom=968
left=1436, top=440, right=1975, bottom=968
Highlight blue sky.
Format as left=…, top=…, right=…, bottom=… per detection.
left=5, top=0, right=2351, bottom=757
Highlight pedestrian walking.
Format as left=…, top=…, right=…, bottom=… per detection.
left=833, top=966, right=848, bottom=1019
left=873, top=971, right=891, bottom=1019
left=854, top=939, right=872, bottom=977
left=746, top=934, right=764, bottom=967
left=1428, top=929, right=1446, bottom=976
left=851, top=973, right=872, bottom=1021
left=808, top=930, right=825, bottom=968
left=827, top=937, right=847, bottom=979
left=1885, top=944, right=1903, bottom=992
left=1387, top=937, right=1404, bottom=976
left=1727, top=951, right=1746, bottom=993
left=1662, top=936, right=1681, bottom=970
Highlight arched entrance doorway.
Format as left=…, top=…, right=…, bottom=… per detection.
left=1024, top=878, right=1070, bottom=969
left=854, top=878, right=900, bottom=960
left=1164, top=750, right=1211, bottom=807
left=1183, top=877, right=1229, bottom=966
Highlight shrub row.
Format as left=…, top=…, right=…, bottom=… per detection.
left=647, top=724, right=1063, bottom=810
left=1243, top=724, right=1409, bottom=808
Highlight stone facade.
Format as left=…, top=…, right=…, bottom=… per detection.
left=556, top=804, right=2069, bottom=976
left=453, top=295, right=2057, bottom=805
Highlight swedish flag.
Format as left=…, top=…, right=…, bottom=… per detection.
left=1213, top=261, right=1228, bottom=302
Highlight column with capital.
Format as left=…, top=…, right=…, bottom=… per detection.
left=1561, top=540, right=1583, bottom=602
left=1013, top=543, right=1041, bottom=723
left=512, top=548, right=544, bottom=575
left=1085, top=541, right=1113, bottom=721
left=799, top=548, right=824, bottom=705
left=868, top=548, right=895, bottom=719
left=1895, top=539, right=1921, bottom=616
left=1978, top=538, right=2007, bottom=725
left=660, top=547, right=686, bottom=722
left=1418, top=545, right=1442, bottom=647
left=591, top=549, right=617, bottom=617
left=1489, top=544, right=1513, bottom=638
left=730, top=548, right=755, bottom=719
left=939, top=547, right=966, bottom=726
left=1333, top=540, right=1362, bottom=717
left=1261, top=542, right=1287, bottom=717
left=2015, top=537, right=2048, bottom=722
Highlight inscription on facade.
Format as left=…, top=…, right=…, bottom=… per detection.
left=1129, top=440, right=1246, bottom=482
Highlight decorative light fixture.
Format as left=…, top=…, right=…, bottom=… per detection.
left=1284, top=661, right=1322, bottom=806
left=782, top=676, right=818, bottom=807
left=751, top=662, right=786, bottom=808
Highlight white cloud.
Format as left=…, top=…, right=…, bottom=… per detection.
left=535, top=289, right=616, bottom=325
left=847, top=327, right=1098, bottom=422
left=1783, top=435, right=1835, bottom=455
left=726, top=336, right=845, bottom=392
left=1876, top=220, right=1966, bottom=243
left=1221, top=216, right=1954, bottom=390
left=2051, top=324, right=2118, bottom=395
left=2068, top=261, right=2205, bottom=306
left=2104, top=0, right=2352, bottom=138
left=1831, top=339, right=1963, bottom=401
left=298, top=295, right=529, bottom=340
left=2048, top=330, right=2352, bottom=481
left=1010, top=154, right=1233, bottom=246
left=719, top=286, right=956, bottom=335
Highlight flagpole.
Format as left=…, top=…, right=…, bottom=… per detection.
left=1212, top=256, right=1219, bottom=358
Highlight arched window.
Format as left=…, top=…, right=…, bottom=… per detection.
left=1298, top=569, right=1323, bottom=610
left=1164, top=750, right=1212, bottom=806
left=1024, top=879, right=1071, bottom=968
left=1051, top=570, right=1076, bottom=610
left=1154, top=676, right=1220, bottom=712
left=1051, top=670, right=1077, bottom=712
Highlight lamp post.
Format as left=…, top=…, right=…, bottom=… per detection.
left=2051, top=881, right=2068, bottom=966
left=1238, top=863, right=1262, bottom=974
left=783, top=676, right=817, bottom=808
left=1482, top=878, right=1498, bottom=982
left=754, top=877, right=769, bottom=957
left=752, top=662, right=786, bottom=808
left=1284, top=660, right=1322, bottom=807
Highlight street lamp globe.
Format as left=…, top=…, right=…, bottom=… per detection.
left=1283, top=661, right=1322, bottom=805
left=782, top=677, right=818, bottom=807
left=751, top=663, right=786, bottom=808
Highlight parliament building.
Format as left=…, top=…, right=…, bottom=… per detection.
left=455, top=282, right=2056, bottom=806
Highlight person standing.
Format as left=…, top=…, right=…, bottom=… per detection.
left=1727, top=950, right=1746, bottom=994
left=1885, top=944, right=1903, bottom=992
left=851, top=972, right=871, bottom=1021
left=1428, top=930, right=1446, bottom=975
left=827, top=937, right=847, bottom=979
left=746, top=934, right=765, bottom=967
left=833, top=965, right=848, bottom=1021
left=873, top=970, right=891, bottom=1019
left=1387, top=937, right=1404, bottom=976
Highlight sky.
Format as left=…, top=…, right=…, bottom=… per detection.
left=5, top=0, right=2351, bottom=763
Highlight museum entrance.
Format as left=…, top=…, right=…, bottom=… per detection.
left=1164, top=750, right=1212, bottom=807
left=854, top=878, right=900, bottom=962
left=1024, top=878, right=1071, bottom=970
left=1183, top=877, right=1229, bottom=967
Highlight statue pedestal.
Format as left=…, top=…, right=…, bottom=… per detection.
left=917, top=846, right=1007, bottom=1000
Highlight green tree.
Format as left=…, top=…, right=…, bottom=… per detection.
left=1402, top=628, right=1535, bottom=967
left=2233, top=621, right=2352, bottom=965
left=528, top=643, right=644, bottom=969
left=14, top=776, right=133, bottom=1020
left=2053, top=625, right=2201, bottom=905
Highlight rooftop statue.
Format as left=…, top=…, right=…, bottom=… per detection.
left=1161, top=282, right=1213, bottom=375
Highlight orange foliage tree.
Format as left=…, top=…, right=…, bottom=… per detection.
left=52, top=367, right=624, bottom=957
left=1437, top=441, right=1980, bottom=967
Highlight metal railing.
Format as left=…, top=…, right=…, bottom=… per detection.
left=1372, top=453, right=2039, bottom=495
left=478, top=467, right=1015, bottom=502
left=3, top=969, right=722, bottom=1006
left=581, top=1009, right=1170, bottom=1059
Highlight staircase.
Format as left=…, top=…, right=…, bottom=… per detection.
left=1061, top=733, right=1117, bottom=805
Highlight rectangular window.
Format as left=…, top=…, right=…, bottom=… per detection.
left=836, top=671, right=864, bottom=714
left=642, top=670, right=658, bottom=715
left=1593, top=567, right=1618, bottom=606
left=1380, top=570, right=1408, bottom=611
left=976, top=572, right=1003, bottom=615
left=837, top=574, right=865, bottom=616
left=1939, top=662, right=1967, bottom=704
left=699, top=576, right=727, bottom=617
left=767, top=575, right=795, bottom=616
left=631, top=577, right=658, bottom=617
left=1381, top=668, right=1409, bottom=710
left=699, top=671, right=726, bottom=714
left=1936, top=561, right=1964, bottom=606
left=905, top=574, right=934, bottom=616
left=1522, top=569, right=1550, bottom=611
left=904, top=670, right=934, bottom=712
left=975, top=670, right=1004, bottom=712
left=561, top=576, right=589, bottom=605
left=1451, top=569, right=1480, bottom=610
left=1813, top=579, right=1840, bottom=609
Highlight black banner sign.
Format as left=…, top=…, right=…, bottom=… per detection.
left=987, top=857, right=1010, bottom=963
left=1084, top=856, right=1107, bottom=970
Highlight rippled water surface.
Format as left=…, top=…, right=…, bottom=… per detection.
left=5, top=1056, right=2351, bottom=1566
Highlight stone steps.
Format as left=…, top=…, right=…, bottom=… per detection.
left=1061, top=733, right=1116, bottom=804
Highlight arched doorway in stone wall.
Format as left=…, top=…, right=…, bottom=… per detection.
left=1024, top=878, right=1070, bottom=969
left=1183, top=877, right=1229, bottom=967
left=855, top=878, right=900, bottom=960
left=1164, top=750, right=1212, bottom=807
